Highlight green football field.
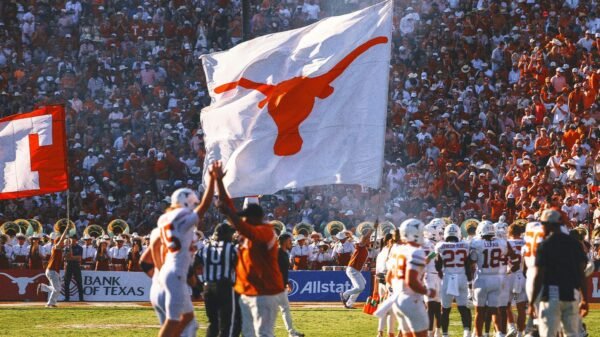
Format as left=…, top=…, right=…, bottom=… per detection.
left=0, top=303, right=598, bottom=337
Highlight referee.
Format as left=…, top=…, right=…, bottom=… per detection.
left=529, top=209, right=589, bottom=337
left=199, top=222, right=238, bottom=337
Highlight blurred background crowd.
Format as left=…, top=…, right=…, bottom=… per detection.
left=1, top=0, right=600, bottom=253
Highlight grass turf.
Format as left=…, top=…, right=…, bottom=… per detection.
left=0, top=304, right=598, bottom=336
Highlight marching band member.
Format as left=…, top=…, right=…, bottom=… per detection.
left=333, top=231, right=354, bottom=266
left=28, top=234, right=43, bottom=269
left=95, top=238, right=110, bottom=271
left=308, top=231, right=322, bottom=255
left=310, top=241, right=333, bottom=270
left=0, top=235, right=11, bottom=269
left=11, top=233, right=30, bottom=269
left=81, top=235, right=97, bottom=270
left=108, top=235, right=129, bottom=271
left=41, top=234, right=53, bottom=268
left=290, top=234, right=310, bottom=270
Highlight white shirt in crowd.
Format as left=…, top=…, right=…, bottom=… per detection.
left=81, top=244, right=97, bottom=260
left=108, top=246, right=130, bottom=260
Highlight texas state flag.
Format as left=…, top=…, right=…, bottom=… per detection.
left=0, top=106, right=69, bottom=199
left=201, top=1, right=392, bottom=198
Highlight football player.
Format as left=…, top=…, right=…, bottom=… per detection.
left=469, top=220, right=517, bottom=337
left=423, top=219, right=444, bottom=337
left=522, top=221, right=544, bottom=335
left=435, top=224, right=472, bottom=337
left=505, top=224, right=526, bottom=337
left=386, top=219, right=435, bottom=337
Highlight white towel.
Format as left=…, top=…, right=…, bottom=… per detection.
left=446, top=274, right=460, bottom=297
left=373, top=292, right=399, bottom=319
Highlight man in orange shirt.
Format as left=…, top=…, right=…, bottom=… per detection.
left=216, top=168, right=285, bottom=337
left=37, top=228, right=69, bottom=308
left=340, top=222, right=374, bottom=309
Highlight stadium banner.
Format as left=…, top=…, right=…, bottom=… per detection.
left=0, top=269, right=151, bottom=302
left=57, top=271, right=151, bottom=301
left=587, top=272, right=600, bottom=303
left=287, top=270, right=372, bottom=302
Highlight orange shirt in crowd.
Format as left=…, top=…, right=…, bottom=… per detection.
left=563, top=129, right=580, bottom=150
left=234, top=220, right=284, bottom=296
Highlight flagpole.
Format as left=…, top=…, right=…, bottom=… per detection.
left=242, top=0, right=251, bottom=41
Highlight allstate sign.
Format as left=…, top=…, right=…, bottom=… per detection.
left=287, top=271, right=372, bottom=302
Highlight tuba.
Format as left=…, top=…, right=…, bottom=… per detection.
left=292, top=222, right=313, bottom=237
left=26, top=219, right=44, bottom=236
left=378, top=221, right=396, bottom=237
left=324, top=221, right=346, bottom=238
left=0, top=221, right=21, bottom=237
left=269, top=220, right=286, bottom=236
left=107, top=219, right=130, bottom=238
left=356, top=221, right=375, bottom=237
left=54, top=218, right=76, bottom=236
left=14, top=219, right=30, bottom=236
left=84, top=225, right=106, bottom=238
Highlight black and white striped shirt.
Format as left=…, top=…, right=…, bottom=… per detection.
left=199, top=240, right=237, bottom=284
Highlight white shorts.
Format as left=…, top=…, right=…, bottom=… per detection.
left=440, top=273, right=469, bottom=308
left=497, top=273, right=511, bottom=307
left=506, top=271, right=527, bottom=304
left=473, top=274, right=503, bottom=308
left=424, top=272, right=441, bottom=302
left=393, top=294, right=428, bottom=333
left=150, top=282, right=166, bottom=324
left=159, top=267, right=194, bottom=320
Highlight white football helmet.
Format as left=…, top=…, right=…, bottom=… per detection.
left=428, top=218, right=446, bottom=228
left=171, top=188, right=200, bottom=211
left=400, top=218, right=425, bottom=245
left=424, top=223, right=443, bottom=243
left=494, top=222, right=508, bottom=239
left=444, top=224, right=462, bottom=241
left=478, top=220, right=495, bottom=237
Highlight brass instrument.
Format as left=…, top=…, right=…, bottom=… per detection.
left=356, top=221, right=375, bottom=237
left=14, top=219, right=30, bottom=236
left=54, top=218, right=76, bottom=236
left=460, top=218, right=479, bottom=238
left=592, top=226, right=600, bottom=239
left=292, top=222, right=313, bottom=237
left=26, top=219, right=44, bottom=236
left=378, top=221, right=396, bottom=237
left=442, top=217, right=453, bottom=226
left=269, top=220, right=286, bottom=236
left=324, top=221, right=346, bottom=238
left=107, top=219, right=130, bottom=238
left=84, top=225, right=106, bottom=238
left=0, top=221, right=21, bottom=237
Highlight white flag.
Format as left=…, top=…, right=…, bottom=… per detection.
left=201, top=1, right=392, bottom=198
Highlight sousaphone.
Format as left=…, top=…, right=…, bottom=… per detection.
left=324, top=221, right=346, bottom=238
left=26, top=219, right=44, bottom=236
left=378, top=221, right=396, bottom=237
left=292, top=222, right=313, bottom=237
left=0, top=221, right=20, bottom=237
left=356, top=221, right=375, bottom=237
left=107, top=219, right=130, bottom=238
left=84, top=224, right=106, bottom=238
left=269, top=220, right=286, bottom=236
left=14, top=219, right=30, bottom=236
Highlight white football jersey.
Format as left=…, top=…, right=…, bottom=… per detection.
left=469, top=238, right=509, bottom=276
left=522, top=222, right=545, bottom=272
left=422, top=239, right=437, bottom=274
left=157, top=207, right=199, bottom=270
left=508, top=238, right=525, bottom=273
left=435, top=241, right=469, bottom=275
left=386, top=243, right=427, bottom=296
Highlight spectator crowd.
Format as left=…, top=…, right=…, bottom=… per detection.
left=2, top=0, right=600, bottom=261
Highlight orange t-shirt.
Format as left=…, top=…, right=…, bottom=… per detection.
left=234, top=221, right=284, bottom=296
left=348, top=244, right=368, bottom=270
left=47, top=246, right=63, bottom=272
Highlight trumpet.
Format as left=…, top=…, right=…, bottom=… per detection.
left=324, top=221, right=345, bottom=239
left=84, top=225, right=106, bottom=238
left=107, top=219, right=130, bottom=238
